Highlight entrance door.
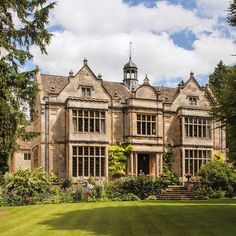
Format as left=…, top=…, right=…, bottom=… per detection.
left=138, top=154, right=149, bottom=175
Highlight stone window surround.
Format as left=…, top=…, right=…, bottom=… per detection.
left=184, top=116, right=211, bottom=139
left=186, top=95, right=199, bottom=106
left=72, top=146, right=106, bottom=177
left=24, top=153, right=31, bottom=161
left=72, top=109, right=106, bottom=133
left=136, top=114, right=156, bottom=136
left=183, top=149, right=212, bottom=176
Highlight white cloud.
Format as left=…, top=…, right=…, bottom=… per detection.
left=196, top=0, right=230, bottom=17
left=32, top=0, right=236, bottom=86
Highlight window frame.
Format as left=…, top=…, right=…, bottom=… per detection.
left=72, top=109, right=106, bottom=134
left=81, top=86, right=92, bottom=97
left=184, top=116, right=212, bottom=139
left=24, top=153, right=31, bottom=161
left=136, top=114, right=156, bottom=136
left=72, top=146, right=106, bottom=177
left=184, top=149, right=212, bottom=176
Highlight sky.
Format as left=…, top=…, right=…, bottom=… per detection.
left=31, top=0, right=236, bottom=87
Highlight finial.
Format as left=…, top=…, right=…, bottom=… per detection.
left=83, top=58, right=88, bottom=66
left=190, top=71, right=194, bottom=79
left=97, top=73, right=102, bottom=80
left=178, top=80, right=184, bottom=87
left=69, top=70, right=74, bottom=77
left=129, top=42, right=133, bottom=60
left=143, top=74, right=150, bottom=85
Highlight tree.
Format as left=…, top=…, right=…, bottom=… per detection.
left=228, top=0, right=236, bottom=26
left=108, top=144, right=133, bottom=178
left=209, top=61, right=236, bottom=161
left=0, top=1, right=55, bottom=174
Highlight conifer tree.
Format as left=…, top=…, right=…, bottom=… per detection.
left=209, top=61, right=236, bottom=162
left=228, top=0, right=236, bottom=26
left=0, top=0, right=55, bottom=173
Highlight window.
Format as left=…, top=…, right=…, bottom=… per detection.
left=137, top=114, right=156, bottom=135
left=188, top=96, right=198, bottom=106
left=24, top=153, right=31, bottom=160
left=72, top=110, right=105, bottom=133
left=82, top=87, right=91, bottom=97
left=72, top=146, right=105, bottom=177
left=184, top=149, right=211, bottom=176
left=184, top=117, right=211, bottom=138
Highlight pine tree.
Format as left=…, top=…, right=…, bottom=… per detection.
left=0, top=0, right=55, bottom=173
left=228, top=0, right=236, bottom=26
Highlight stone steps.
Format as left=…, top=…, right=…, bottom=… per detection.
left=158, top=185, right=199, bottom=200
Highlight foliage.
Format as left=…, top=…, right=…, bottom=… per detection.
left=213, top=151, right=225, bottom=162
left=228, top=0, right=236, bottom=26
left=162, top=152, right=179, bottom=184
left=106, top=174, right=176, bottom=200
left=108, top=144, right=133, bottom=177
left=193, top=160, right=236, bottom=198
left=145, top=195, right=158, bottom=200
left=209, top=62, right=236, bottom=161
left=71, top=187, right=83, bottom=202
left=61, top=178, right=72, bottom=191
left=0, top=0, right=55, bottom=174
left=3, top=168, right=55, bottom=204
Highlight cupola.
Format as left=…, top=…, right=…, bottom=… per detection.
left=123, top=42, right=138, bottom=90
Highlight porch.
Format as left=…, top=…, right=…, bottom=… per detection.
left=127, top=152, right=163, bottom=177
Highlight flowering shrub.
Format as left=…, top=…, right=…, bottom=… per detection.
left=3, top=168, right=56, bottom=205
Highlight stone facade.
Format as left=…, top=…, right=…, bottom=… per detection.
left=13, top=58, right=226, bottom=181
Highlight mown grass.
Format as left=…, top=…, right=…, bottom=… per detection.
left=1, top=199, right=236, bottom=236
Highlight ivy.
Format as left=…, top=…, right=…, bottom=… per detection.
left=108, top=144, right=133, bottom=178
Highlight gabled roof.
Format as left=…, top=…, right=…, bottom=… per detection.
left=153, top=86, right=177, bottom=102
left=41, top=74, right=69, bottom=95
left=102, top=81, right=131, bottom=101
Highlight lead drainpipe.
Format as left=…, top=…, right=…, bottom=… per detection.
left=45, top=96, right=49, bottom=173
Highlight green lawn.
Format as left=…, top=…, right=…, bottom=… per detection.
left=1, top=200, right=236, bottom=236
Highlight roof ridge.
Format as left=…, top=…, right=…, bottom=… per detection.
left=41, top=73, right=68, bottom=78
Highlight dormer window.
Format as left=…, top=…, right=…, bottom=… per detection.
left=82, top=87, right=91, bottom=97
left=188, top=96, right=198, bottom=106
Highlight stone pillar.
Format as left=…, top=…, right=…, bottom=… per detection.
left=68, top=144, right=72, bottom=178
left=181, top=116, right=185, bottom=143
left=134, top=152, right=138, bottom=176
left=182, top=148, right=185, bottom=184
left=156, top=153, right=159, bottom=177
left=130, top=152, right=134, bottom=176
left=105, top=146, right=109, bottom=179
left=159, top=153, right=163, bottom=174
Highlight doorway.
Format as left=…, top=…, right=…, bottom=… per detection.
left=138, top=153, right=149, bottom=175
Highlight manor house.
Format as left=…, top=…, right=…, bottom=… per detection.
left=12, top=57, right=226, bottom=181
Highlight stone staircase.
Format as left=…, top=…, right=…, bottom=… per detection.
left=158, top=185, right=198, bottom=200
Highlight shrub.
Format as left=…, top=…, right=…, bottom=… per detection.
left=106, top=175, right=173, bottom=200
left=145, top=195, right=158, bottom=200
left=71, top=187, right=83, bottom=202
left=61, top=178, right=72, bottom=191
left=3, top=168, right=54, bottom=205
left=194, top=160, right=236, bottom=198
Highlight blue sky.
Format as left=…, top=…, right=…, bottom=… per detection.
left=30, top=0, right=236, bottom=87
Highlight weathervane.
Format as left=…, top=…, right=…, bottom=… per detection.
left=129, top=41, right=133, bottom=60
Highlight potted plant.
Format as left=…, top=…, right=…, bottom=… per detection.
left=185, top=173, right=192, bottom=182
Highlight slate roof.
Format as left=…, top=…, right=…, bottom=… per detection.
left=40, top=74, right=177, bottom=103
left=102, top=81, right=131, bottom=101
left=41, top=74, right=69, bottom=94
left=153, top=86, right=177, bottom=102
